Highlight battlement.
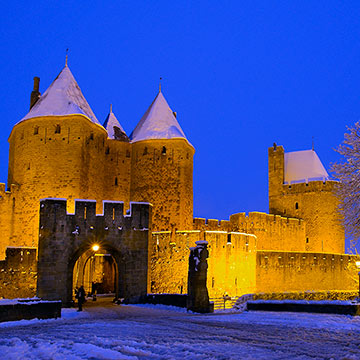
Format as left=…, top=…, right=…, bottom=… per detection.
left=194, top=211, right=304, bottom=232
left=280, top=179, right=339, bottom=194
left=0, top=182, right=20, bottom=196
left=39, top=199, right=152, bottom=237
left=151, top=228, right=257, bottom=254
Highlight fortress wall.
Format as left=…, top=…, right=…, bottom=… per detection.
left=130, top=139, right=194, bottom=231
left=149, top=230, right=257, bottom=298
left=0, top=184, right=19, bottom=259
left=0, top=247, right=37, bottom=299
left=38, top=199, right=151, bottom=302
left=150, top=231, right=199, bottom=294
left=205, top=231, right=257, bottom=298
left=194, top=211, right=306, bottom=252
left=256, top=251, right=358, bottom=293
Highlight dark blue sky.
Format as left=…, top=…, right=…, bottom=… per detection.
left=1, top=2, right=360, bottom=229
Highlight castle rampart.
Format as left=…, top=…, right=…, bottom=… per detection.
left=194, top=211, right=306, bottom=252
left=256, top=251, right=358, bottom=293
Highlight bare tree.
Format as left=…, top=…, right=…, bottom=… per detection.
left=331, top=121, right=360, bottom=248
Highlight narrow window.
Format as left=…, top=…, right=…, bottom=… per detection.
left=84, top=206, right=87, bottom=220
left=115, top=177, right=118, bottom=186
left=162, top=146, right=166, bottom=155
left=306, top=238, right=309, bottom=244
left=112, top=207, right=115, bottom=220
left=212, top=277, right=215, bottom=288
left=295, top=202, right=299, bottom=210
left=126, top=150, right=130, bottom=158
left=34, top=126, right=39, bottom=135
left=105, top=147, right=110, bottom=154
left=55, top=124, right=61, bottom=134
left=90, top=133, right=94, bottom=140
left=227, top=233, right=231, bottom=244
left=143, top=147, right=148, bottom=155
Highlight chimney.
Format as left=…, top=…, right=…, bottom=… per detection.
left=30, top=77, right=41, bottom=110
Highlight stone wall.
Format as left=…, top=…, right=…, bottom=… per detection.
left=37, top=199, right=151, bottom=304
left=194, top=211, right=306, bottom=252
left=0, top=247, right=37, bottom=299
left=256, top=251, right=358, bottom=293
left=150, top=230, right=257, bottom=298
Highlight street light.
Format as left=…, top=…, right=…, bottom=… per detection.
left=92, top=244, right=99, bottom=252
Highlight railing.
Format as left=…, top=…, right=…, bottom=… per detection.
left=210, top=296, right=238, bottom=310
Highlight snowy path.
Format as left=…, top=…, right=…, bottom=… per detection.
left=0, top=300, right=360, bottom=359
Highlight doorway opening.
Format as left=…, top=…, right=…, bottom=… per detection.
left=72, top=248, right=117, bottom=300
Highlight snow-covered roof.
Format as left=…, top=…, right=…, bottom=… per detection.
left=20, top=65, right=100, bottom=125
left=103, top=109, right=127, bottom=139
left=284, top=150, right=329, bottom=184
left=130, top=91, right=188, bottom=143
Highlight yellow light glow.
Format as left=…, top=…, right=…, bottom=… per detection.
left=92, top=244, right=100, bottom=252
left=356, top=261, right=360, bottom=269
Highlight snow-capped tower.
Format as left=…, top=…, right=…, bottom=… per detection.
left=130, top=89, right=194, bottom=231
left=7, top=64, right=109, bottom=247
left=103, top=104, right=129, bottom=142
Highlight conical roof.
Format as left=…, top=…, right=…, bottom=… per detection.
left=103, top=107, right=129, bottom=141
left=20, top=65, right=100, bottom=125
left=284, top=150, right=329, bottom=184
left=130, top=91, right=188, bottom=143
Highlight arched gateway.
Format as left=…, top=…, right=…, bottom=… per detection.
left=37, top=199, right=151, bottom=306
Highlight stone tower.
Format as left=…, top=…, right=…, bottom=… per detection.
left=268, top=144, right=344, bottom=253
left=6, top=65, right=132, bottom=249
left=129, top=90, right=195, bottom=231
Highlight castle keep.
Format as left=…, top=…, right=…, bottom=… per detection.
left=0, top=63, right=357, bottom=302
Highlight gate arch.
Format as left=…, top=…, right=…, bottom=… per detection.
left=37, top=199, right=151, bottom=305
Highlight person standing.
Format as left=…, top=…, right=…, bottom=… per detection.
left=76, top=285, right=86, bottom=311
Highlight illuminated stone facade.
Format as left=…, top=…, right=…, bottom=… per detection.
left=0, top=63, right=357, bottom=301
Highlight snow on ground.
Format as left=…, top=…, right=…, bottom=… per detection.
left=0, top=300, right=360, bottom=359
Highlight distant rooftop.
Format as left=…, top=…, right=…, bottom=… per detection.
left=103, top=107, right=128, bottom=140
left=20, top=65, right=100, bottom=125
left=130, top=91, right=189, bottom=143
left=284, top=150, right=329, bottom=184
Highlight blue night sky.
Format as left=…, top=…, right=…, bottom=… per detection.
left=1, top=1, right=360, bottom=227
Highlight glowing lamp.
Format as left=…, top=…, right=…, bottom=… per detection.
left=92, top=244, right=100, bottom=252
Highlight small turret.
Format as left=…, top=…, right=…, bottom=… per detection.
left=30, top=77, right=41, bottom=110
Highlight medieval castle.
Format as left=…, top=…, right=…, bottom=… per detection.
left=0, top=63, right=357, bottom=303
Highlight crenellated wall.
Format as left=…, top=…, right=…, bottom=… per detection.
left=256, top=251, right=358, bottom=293
left=193, top=212, right=306, bottom=252
left=37, top=199, right=152, bottom=304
